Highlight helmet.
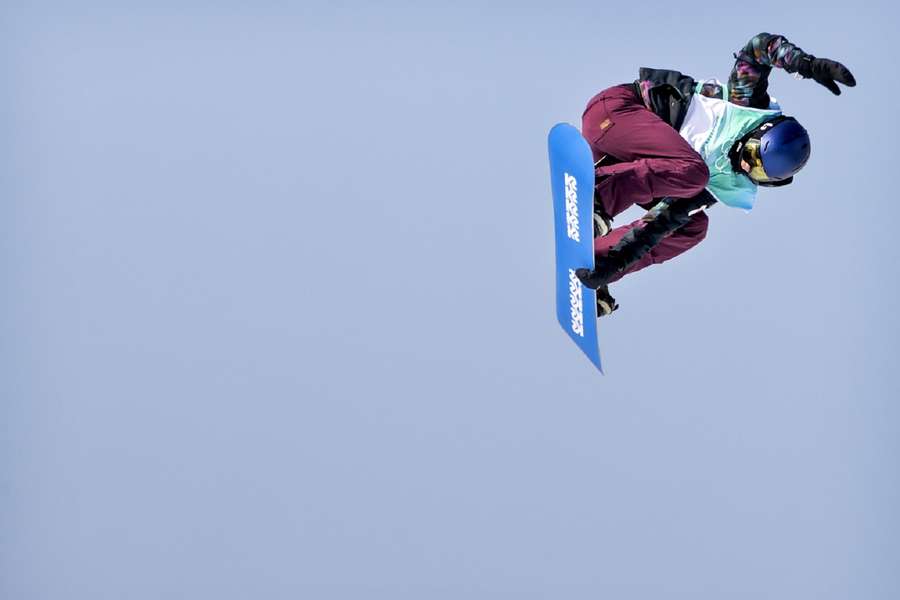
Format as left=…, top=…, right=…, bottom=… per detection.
left=734, top=116, right=811, bottom=187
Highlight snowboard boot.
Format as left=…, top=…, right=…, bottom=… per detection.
left=593, top=179, right=613, bottom=238
left=596, top=285, right=618, bottom=317
left=593, top=199, right=613, bottom=238
left=594, top=211, right=612, bottom=238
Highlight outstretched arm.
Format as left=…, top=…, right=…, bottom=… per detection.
left=728, top=32, right=856, bottom=108
left=729, top=33, right=809, bottom=107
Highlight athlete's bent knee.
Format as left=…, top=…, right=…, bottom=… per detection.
left=681, top=158, right=710, bottom=196
left=677, top=211, right=708, bottom=247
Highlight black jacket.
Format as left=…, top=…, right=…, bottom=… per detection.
left=632, top=67, right=697, bottom=130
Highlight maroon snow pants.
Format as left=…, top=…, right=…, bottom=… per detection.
left=582, top=84, right=711, bottom=283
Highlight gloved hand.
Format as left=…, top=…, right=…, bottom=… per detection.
left=799, top=56, right=857, bottom=95
left=575, top=268, right=599, bottom=289
left=576, top=267, right=611, bottom=290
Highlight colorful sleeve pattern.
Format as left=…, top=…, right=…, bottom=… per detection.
left=728, top=33, right=809, bottom=107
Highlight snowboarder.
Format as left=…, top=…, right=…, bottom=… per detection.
left=576, top=32, right=856, bottom=316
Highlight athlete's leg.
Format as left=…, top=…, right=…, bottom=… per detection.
left=592, top=210, right=709, bottom=283
left=582, top=85, right=709, bottom=218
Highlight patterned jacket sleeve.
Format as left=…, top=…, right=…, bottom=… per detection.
left=728, top=33, right=810, bottom=108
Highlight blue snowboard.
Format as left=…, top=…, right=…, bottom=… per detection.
left=548, top=123, right=602, bottom=372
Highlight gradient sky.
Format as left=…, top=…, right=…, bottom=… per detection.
left=3, top=2, right=898, bottom=599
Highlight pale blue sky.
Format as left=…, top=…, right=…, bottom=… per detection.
left=3, top=2, right=898, bottom=599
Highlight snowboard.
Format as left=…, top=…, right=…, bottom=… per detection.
left=547, top=123, right=602, bottom=372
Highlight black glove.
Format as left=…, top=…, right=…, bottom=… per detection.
left=575, top=267, right=603, bottom=289
left=799, top=56, right=856, bottom=95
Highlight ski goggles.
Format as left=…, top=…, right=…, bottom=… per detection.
left=741, top=138, right=777, bottom=183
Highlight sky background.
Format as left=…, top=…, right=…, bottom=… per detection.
left=2, top=1, right=898, bottom=599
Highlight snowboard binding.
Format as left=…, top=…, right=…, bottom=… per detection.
left=596, top=285, right=618, bottom=317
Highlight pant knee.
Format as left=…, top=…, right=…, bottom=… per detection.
left=647, top=211, right=708, bottom=266
left=680, top=158, right=710, bottom=196
left=682, top=210, right=709, bottom=242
